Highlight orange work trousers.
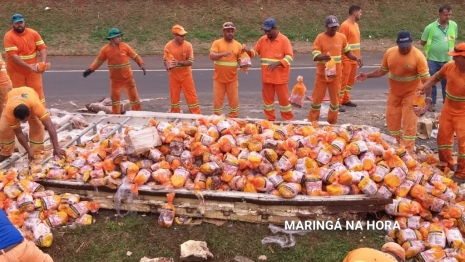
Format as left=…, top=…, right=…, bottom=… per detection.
left=169, top=75, right=201, bottom=114
left=110, top=78, right=142, bottom=114
left=339, top=62, right=357, bottom=105
left=437, top=109, right=465, bottom=177
left=385, top=92, right=417, bottom=154
left=0, top=112, right=45, bottom=157
left=262, top=83, right=293, bottom=121
left=213, top=80, right=239, bottom=118
left=308, top=75, right=340, bottom=124
left=0, top=79, right=13, bottom=117
left=7, top=70, right=45, bottom=106
left=0, top=240, right=53, bottom=262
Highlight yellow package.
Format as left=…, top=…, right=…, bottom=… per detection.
left=152, top=168, right=172, bottom=185
left=35, top=195, right=62, bottom=211
left=278, top=182, right=302, bottom=198
left=289, top=76, right=307, bottom=108
left=330, top=137, right=347, bottom=155
left=45, top=211, right=69, bottom=228
left=326, top=182, right=351, bottom=196
left=75, top=214, right=96, bottom=225
left=60, top=193, right=81, bottom=205
left=194, top=173, right=206, bottom=190
left=199, top=161, right=222, bottom=176
left=431, top=181, right=456, bottom=202
left=265, top=171, right=284, bottom=188
left=275, top=151, right=298, bottom=173
left=385, top=199, right=420, bottom=217
left=229, top=175, right=247, bottom=191
left=324, top=53, right=336, bottom=81
left=402, top=240, right=426, bottom=259
left=412, top=94, right=427, bottom=117
left=395, top=175, right=415, bottom=198
left=396, top=228, right=423, bottom=245
left=416, top=247, right=445, bottom=261
left=294, top=157, right=318, bottom=174
left=33, top=222, right=53, bottom=247
left=338, top=170, right=366, bottom=186
left=384, top=166, right=408, bottom=188
left=358, top=176, right=378, bottom=196
left=282, top=170, right=304, bottom=183
left=171, top=167, right=190, bottom=188
left=246, top=152, right=263, bottom=169
left=158, top=193, right=176, bottom=228
left=252, top=175, right=274, bottom=192
left=206, top=176, right=223, bottom=190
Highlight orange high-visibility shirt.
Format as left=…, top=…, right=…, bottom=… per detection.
left=436, top=61, right=465, bottom=115
left=210, top=39, right=242, bottom=83
left=164, top=40, right=194, bottom=81
left=381, top=46, right=430, bottom=96
left=89, top=42, right=144, bottom=82
left=3, top=86, right=49, bottom=129
left=312, top=32, right=350, bottom=77
left=0, top=53, right=11, bottom=85
left=343, top=248, right=399, bottom=262
left=250, top=33, right=293, bottom=84
left=339, top=19, right=361, bottom=64
left=3, top=28, right=47, bottom=75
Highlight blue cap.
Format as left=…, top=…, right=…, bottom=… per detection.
left=396, top=30, right=412, bottom=48
left=262, top=18, right=276, bottom=31
left=11, top=14, right=24, bottom=23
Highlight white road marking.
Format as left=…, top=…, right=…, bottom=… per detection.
left=273, top=99, right=387, bottom=104
left=45, top=65, right=380, bottom=73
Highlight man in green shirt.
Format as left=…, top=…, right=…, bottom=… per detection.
left=420, top=4, right=457, bottom=112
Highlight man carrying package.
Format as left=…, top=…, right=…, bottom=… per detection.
left=243, top=18, right=294, bottom=121
left=356, top=30, right=430, bottom=154
left=83, top=28, right=146, bottom=114
left=419, top=43, right=465, bottom=179
left=209, top=22, right=244, bottom=118
left=163, top=25, right=201, bottom=114
left=3, top=14, right=48, bottom=105
left=0, top=86, right=64, bottom=163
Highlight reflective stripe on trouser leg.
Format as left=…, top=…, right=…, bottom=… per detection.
left=7, top=70, right=46, bottom=107
left=122, top=78, right=142, bottom=111
left=275, top=83, right=293, bottom=121
left=385, top=93, right=403, bottom=144
left=213, top=80, right=226, bottom=115
left=308, top=76, right=326, bottom=122
left=225, top=80, right=239, bottom=118
left=326, top=78, right=340, bottom=124
left=262, top=83, right=276, bottom=121
left=399, top=93, right=418, bottom=154
left=28, top=114, right=45, bottom=155
left=110, top=80, right=123, bottom=114
left=0, top=113, right=15, bottom=156
left=437, top=110, right=459, bottom=172
left=339, top=62, right=357, bottom=105
left=169, top=76, right=182, bottom=113
left=180, top=75, right=201, bottom=114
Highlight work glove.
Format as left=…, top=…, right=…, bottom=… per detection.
left=83, top=69, right=93, bottom=78
left=140, top=65, right=146, bottom=75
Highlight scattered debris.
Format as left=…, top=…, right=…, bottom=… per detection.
left=258, top=255, right=267, bottom=260
left=140, top=257, right=174, bottom=262
left=127, top=251, right=133, bottom=256
left=232, top=255, right=254, bottom=262
left=180, top=240, right=213, bottom=261
left=261, top=224, right=311, bottom=248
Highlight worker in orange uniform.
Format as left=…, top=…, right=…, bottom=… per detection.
left=209, top=22, right=243, bottom=118
left=419, top=43, right=465, bottom=179
left=3, top=14, right=47, bottom=105
left=243, top=18, right=294, bottom=121
left=339, top=5, right=362, bottom=109
left=0, top=87, right=64, bottom=163
left=0, top=53, right=13, bottom=117
left=309, top=15, right=362, bottom=124
left=163, top=25, right=201, bottom=114
left=82, top=28, right=145, bottom=114
left=343, top=242, right=405, bottom=262
left=355, top=30, right=430, bottom=154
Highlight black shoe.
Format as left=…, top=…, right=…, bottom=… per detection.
left=0, top=155, right=11, bottom=163
left=342, top=101, right=357, bottom=107
left=339, top=108, right=346, bottom=112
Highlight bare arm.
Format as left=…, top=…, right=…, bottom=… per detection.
left=42, top=118, right=65, bottom=159
left=11, top=55, right=36, bottom=72
left=39, top=49, right=47, bottom=63
left=178, top=60, right=193, bottom=67
left=13, top=127, right=33, bottom=161
left=419, top=75, right=441, bottom=98
left=355, top=68, right=387, bottom=82
left=344, top=50, right=363, bottom=67
left=209, top=52, right=232, bottom=61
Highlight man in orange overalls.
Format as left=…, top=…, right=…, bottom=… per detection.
left=3, top=14, right=47, bottom=105
left=0, top=87, right=64, bottom=163
left=309, top=15, right=362, bottom=124
left=163, top=25, right=201, bottom=114
left=420, top=43, right=465, bottom=178
left=209, top=22, right=243, bottom=118
left=83, top=28, right=145, bottom=114
left=243, top=18, right=294, bottom=121
left=0, top=53, right=13, bottom=117
left=339, top=5, right=362, bottom=110
left=356, top=30, right=430, bottom=154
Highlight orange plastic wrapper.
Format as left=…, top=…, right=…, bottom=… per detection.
left=315, top=145, right=333, bottom=166
left=120, top=161, right=140, bottom=179
left=206, top=176, right=223, bottom=190
left=282, top=170, right=304, bottom=183
left=246, top=152, right=263, bottom=169
left=194, top=173, right=207, bottom=190
left=396, top=216, right=422, bottom=230
left=320, top=168, right=338, bottom=184
left=199, top=161, right=222, bottom=176
left=304, top=174, right=326, bottom=196
left=243, top=175, right=257, bottom=193
left=133, top=169, right=151, bottom=186
left=238, top=50, right=251, bottom=74
left=229, top=176, right=247, bottom=191
left=402, top=240, right=426, bottom=259
left=45, top=211, right=69, bottom=228
left=60, top=193, right=80, bottom=205
left=357, top=176, right=378, bottom=196
left=396, top=228, right=423, bottom=245
left=288, top=76, right=307, bottom=108
left=158, top=193, right=176, bottom=228
left=421, top=194, right=448, bottom=213
left=385, top=199, right=420, bottom=217
left=171, top=167, right=190, bottom=188
left=338, top=170, right=366, bottom=185
left=275, top=151, right=298, bottom=173
left=330, top=137, right=347, bottom=155
left=384, top=166, right=408, bottom=188
left=8, top=212, right=28, bottom=228
left=412, top=94, right=427, bottom=117
left=294, top=157, right=318, bottom=174
left=251, top=175, right=273, bottom=192
left=440, top=206, right=463, bottom=219
left=383, top=150, right=407, bottom=170
left=32, top=62, right=50, bottom=73
left=342, top=140, right=368, bottom=158
left=35, top=195, right=61, bottom=211
left=278, top=182, right=301, bottom=198
left=431, top=181, right=456, bottom=202
left=359, top=151, right=376, bottom=174
left=395, top=174, right=415, bottom=197
left=152, top=169, right=172, bottom=185
left=326, top=181, right=350, bottom=196
left=324, top=53, right=336, bottom=81
left=396, top=147, right=417, bottom=170
left=426, top=219, right=446, bottom=249
left=265, top=171, right=284, bottom=188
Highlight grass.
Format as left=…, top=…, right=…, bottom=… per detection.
left=1, top=0, right=464, bottom=55
left=46, top=211, right=385, bottom=262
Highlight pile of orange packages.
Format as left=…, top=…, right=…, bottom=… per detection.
left=2, top=114, right=465, bottom=260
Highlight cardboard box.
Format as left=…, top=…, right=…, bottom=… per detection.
left=124, top=126, right=162, bottom=155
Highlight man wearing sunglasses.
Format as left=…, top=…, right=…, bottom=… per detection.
left=419, top=43, right=465, bottom=179
left=243, top=18, right=294, bottom=121
left=209, top=22, right=243, bottom=118
left=355, top=30, right=430, bottom=154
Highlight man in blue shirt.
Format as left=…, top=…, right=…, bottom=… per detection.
left=0, top=210, right=53, bottom=261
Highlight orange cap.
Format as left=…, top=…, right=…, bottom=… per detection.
left=448, top=43, right=465, bottom=57
left=172, top=25, right=187, bottom=35
left=381, top=242, right=405, bottom=262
